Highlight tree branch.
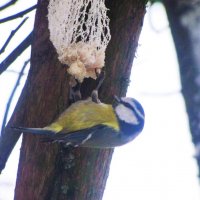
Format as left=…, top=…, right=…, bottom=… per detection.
left=1, top=59, right=30, bottom=135
left=0, top=4, right=37, bottom=24
left=0, top=17, right=28, bottom=55
left=0, top=59, right=30, bottom=173
left=0, top=31, right=33, bottom=74
left=163, top=0, right=200, bottom=176
left=0, top=0, right=18, bottom=11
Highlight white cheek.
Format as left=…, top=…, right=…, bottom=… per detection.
left=115, top=104, right=139, bottom=124
left=121, top=97, right=144, bottom=120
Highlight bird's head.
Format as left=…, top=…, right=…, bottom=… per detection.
left=114, top=96, right=145, bottom=139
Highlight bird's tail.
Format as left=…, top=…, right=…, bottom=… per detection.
left=11, top=127, right=55, bottom=135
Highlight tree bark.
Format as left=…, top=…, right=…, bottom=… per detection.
left=163, top=0, right=200, bottom=176
left=6, top=0, right=146, bottom=199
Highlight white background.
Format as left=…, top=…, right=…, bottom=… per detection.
left=0, top=2, right=200, bottom=200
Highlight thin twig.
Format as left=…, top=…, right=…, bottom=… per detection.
left=0, top=0, right=18, bottom=11
left=1, top=59, right=30, bottom=135
left=6, top=69, right=27, bottom=74
left=0, top=4, right=37, bottom=24
left=0, top=17, right=28, bottom=55
left=0, top=31, right=33, bottom=74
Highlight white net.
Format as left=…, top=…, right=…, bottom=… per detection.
left=48, top=0, right=111, bottom=82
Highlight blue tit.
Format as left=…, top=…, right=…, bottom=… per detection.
left=12, top=96, right=145, bottom=148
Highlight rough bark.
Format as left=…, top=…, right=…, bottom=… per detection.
left=4, top=0, right=147, bottom=199
left=163, top=0, right=200, bottom=176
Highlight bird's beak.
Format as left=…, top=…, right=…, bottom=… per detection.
left=114, top=95, right=120, bottom=103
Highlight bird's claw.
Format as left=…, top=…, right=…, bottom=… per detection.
left=69, top=78, right=82, bottom=103
left=91, top=69, right=105, bottom=103
left=69, top=69, right=105, bottom=103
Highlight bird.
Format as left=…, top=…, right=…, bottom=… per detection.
left=12, top=96, right=145, bottom=148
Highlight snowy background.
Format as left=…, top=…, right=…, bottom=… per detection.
left=0, top=2, right=200, bottom=200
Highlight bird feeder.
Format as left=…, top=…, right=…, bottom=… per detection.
left=48, top=0, right=111, bottom=82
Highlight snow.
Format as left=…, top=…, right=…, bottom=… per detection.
left=0, top=2, right=200, bottom=200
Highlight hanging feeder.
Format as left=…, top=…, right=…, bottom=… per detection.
left=48, top=0, right=111, bottom=82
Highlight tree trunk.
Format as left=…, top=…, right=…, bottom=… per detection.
left=6, top=0, right=146, bottom=199
left=163, top=0, right=200, bottom=176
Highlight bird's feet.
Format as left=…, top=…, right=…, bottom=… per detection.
left=91, top=69, right=105, bottom=103
left=69, top=69, right=105, bottom=103
left=69, top=78, right=82, bottom=103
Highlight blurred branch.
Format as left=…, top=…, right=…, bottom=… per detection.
left=0, top=31, right=33, bottom=74
left=6, top=69, right=26, bottom=74
left=0, top=4, right=37, bottom=24
left=163, top=0, right=200, bottom=176
left=0, top=59, right=30, bottom=173
left=0, top=17, right=28, bottom=55
left=1, top=59, right=30, bottom=135
left=0, top=0, right=18, bottom=11
left=139, top=90, right=181, bottom=96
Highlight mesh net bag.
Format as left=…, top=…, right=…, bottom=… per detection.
left=48, top=0, right=111, bottom=82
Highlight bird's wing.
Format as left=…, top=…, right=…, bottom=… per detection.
left=41, top=125, right=107, bottom=146
left=11, top=127, right=55, bottom=135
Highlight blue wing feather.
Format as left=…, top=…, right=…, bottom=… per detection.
left=41, top=125, right=106, bottom=146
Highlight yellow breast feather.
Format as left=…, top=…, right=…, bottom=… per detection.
left=44, top=99, right=120, bottom=134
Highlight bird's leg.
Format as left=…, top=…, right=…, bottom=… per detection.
left=69, top=77, right=82, bottom=103
left=91, top=70, right=105, bottom=103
